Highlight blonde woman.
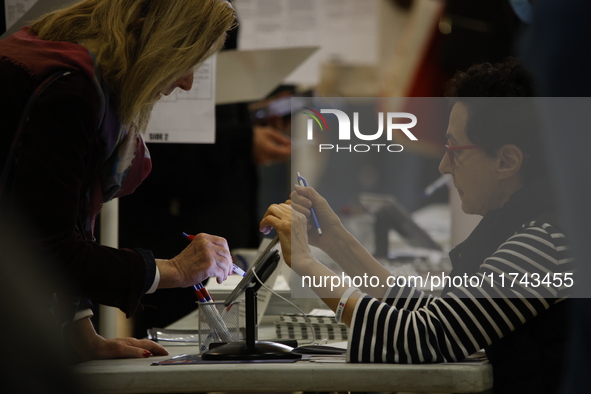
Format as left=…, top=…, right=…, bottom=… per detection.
left=0, top=0, right=235, bottom=361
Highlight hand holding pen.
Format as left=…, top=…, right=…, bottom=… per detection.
left=182, top=233, right=247, bottom=277
left=289, top=175, right=344, bottom=245
left=296, top=172, right=322, bottom=236
left=182, top=230, right=245, bottom=341
left=156, top=233, right=233, bottom=288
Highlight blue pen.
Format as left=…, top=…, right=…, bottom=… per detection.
left=182, top=232, right=246, bottom=277
left=296, top=172, right=322, bottom=236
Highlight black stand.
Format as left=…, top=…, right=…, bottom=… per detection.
left=201, top=287, right=301, bottom=361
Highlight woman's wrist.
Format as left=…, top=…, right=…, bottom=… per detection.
left=289, top=254, right=318, bottom=277
left=155, top=259, right=181, bottom=288
left=68, top=316, right=104, bottom=361
left=320, top=225, right=355, bottom=257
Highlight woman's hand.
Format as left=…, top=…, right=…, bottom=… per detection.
left=69, top=317, right=168, bottom=361
left=252, top=125, right=291, bottom=165
left=259, top=202, right=361, bottom=322
left=289, top=185, right=343, bottom=251
left=157, top=233, right=234, bottom=288
left=82, top=337, right=168, bottom=360
left=259, top=203, right=313, bottom=269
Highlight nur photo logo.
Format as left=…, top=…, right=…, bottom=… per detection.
left=303, top=107, right=418, bottom=153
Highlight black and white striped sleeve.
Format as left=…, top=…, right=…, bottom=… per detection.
left=347, top=222, right=572, bottom=364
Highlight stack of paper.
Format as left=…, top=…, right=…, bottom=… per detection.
left=274, top=313, right=349, bottom=341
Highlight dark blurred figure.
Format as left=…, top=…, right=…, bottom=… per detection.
left=0, top=207, right=87, bottom=393
left=518, top=0, right=591, bottom=392
left=439, top=0, right=522, bottom=73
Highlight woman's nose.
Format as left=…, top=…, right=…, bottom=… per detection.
left=438, top=153, right=452, bottom=175
left=178, top=73, right=194, bottom=91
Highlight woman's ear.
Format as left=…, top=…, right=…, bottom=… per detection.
left=497, top=144, right=523, bottom=179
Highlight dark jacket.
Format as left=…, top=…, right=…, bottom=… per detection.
left=0, top=28, right=155, bottom=317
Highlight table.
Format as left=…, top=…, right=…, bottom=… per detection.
left=74, top=344, right=493, bottom=393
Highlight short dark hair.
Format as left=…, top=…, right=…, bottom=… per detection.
left=444, top=58, right=547, bottom=183
left=445, top=58, right=536, bottom=98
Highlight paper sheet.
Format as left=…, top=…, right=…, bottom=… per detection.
left=145, top=56, right=216, bottom=144
left=4, top=0, right=37, bottom=30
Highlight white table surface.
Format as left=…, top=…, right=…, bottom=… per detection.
left=74, top=342, right=492, bottom=394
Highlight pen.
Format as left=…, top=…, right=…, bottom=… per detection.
left=182, top=232, right=247, bottom=277
left=194, top=282, right=215, bottom=301
left=422, top=174, right=451, bottom=197
left=296, top=172, right=322, bottom=236
left=193, top=287, right=208, bottom=303
left=193, top=284, right=209, bottom=301
left=194, top=288, right=230, bottom=345
left=200, top=286, right=214, bottom=302
left=190, top=269, right=232, bottom=346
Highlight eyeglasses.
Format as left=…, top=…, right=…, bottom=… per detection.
left=444, top=142, right=480, bottom=166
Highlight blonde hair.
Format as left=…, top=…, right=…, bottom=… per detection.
left=31, top=0, right=236, bottom=132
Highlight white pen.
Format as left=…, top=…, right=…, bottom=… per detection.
left=423, top=174, right=451, bottom=197
left=232, top=264, right=246, bottom=277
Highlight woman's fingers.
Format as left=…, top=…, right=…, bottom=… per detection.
left=94, top=337, right=169, bottom=360
left=260, top=203, right=291, bottom=233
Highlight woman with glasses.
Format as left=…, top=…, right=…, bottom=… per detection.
left=0, top=0, right=236, bottom=361
left=261, top=59, right=571, bottom=394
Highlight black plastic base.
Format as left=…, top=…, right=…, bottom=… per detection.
left=201, top=340, right=302, bottom=361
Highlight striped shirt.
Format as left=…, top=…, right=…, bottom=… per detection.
left=347, top=222, right=573, bottom=363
